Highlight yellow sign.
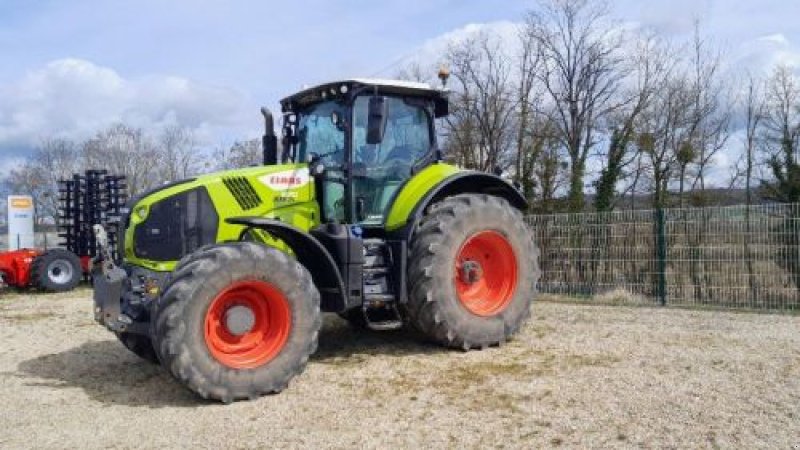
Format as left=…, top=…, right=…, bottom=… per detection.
left=10, top=197, right=32, bottom=209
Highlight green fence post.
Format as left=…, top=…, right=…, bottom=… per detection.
left=655, top=208, right=667, bottom=306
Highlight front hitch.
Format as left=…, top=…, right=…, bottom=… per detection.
left=91, top=225, right=137, bottom=333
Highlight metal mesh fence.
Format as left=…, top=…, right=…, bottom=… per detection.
left=527, top=203, right=800, bottom=311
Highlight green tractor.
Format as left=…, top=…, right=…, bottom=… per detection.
left=92, top=78, right=540, bottom=402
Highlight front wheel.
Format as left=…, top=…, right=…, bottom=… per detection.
left=152, top=242, right=321, bottom=402
left=407, top=194, right=540, bottom=349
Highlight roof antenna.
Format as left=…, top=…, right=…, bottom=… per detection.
left=437, top=65, right=450, bottom=89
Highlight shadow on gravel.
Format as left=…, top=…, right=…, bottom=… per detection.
left=16, top=340, right=203, bottom=408
left=14, top=315, right=447, bottom=408
left=312, top=315, right=449, bottom=362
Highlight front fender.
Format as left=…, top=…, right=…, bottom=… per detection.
left=226, top=217, right=348, bottom=312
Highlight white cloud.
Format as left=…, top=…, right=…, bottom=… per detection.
left=0, top=58, right=255, bottom=170
left=733, top=33, right=800, bottom=75
left=375, top=21, right=523, bottom=78
left=416, top=21, right=522, bottom=61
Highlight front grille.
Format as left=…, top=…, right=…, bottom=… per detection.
left=133, top=187, right=219, bottom=262
left=222, top=176, right=261, bottom=210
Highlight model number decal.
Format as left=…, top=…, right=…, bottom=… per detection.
left=258, top=168, right=310, bottom=190
left=274, top=192, right=299, bottom=203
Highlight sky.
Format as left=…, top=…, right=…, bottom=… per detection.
left=1, top=0, right=799, bottom=181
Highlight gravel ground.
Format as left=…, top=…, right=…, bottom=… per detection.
left=0, top=288, right=798, bottom=449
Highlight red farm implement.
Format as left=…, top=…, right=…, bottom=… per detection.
left=1, top=169, right=126, bottom=293
left=0, top=248, right=86, bottom=291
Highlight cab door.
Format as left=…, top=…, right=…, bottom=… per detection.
left=350, top=96, right=433, bottom=226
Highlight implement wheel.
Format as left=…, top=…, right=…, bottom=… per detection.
left=153, top=242, right=321, bottom=402
left=31, top=249, right=82, bottom=292
left=407, top=194, right=540, bottom=349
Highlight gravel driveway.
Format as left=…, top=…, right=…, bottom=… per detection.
left=0, top=289, right=798, bottom=448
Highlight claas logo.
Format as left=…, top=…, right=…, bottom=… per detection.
left=10, top=197, right=32, bottom=208
left=259, top=168, right=310, bottom=190
left=269, top=176, right=302, bottom=186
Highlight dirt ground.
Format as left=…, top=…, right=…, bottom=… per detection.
left=0, top=288, right=798, bottom=449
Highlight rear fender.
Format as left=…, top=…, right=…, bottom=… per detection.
left=396, top=171, right=527, bottom=239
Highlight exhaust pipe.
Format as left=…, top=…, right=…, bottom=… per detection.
left=261, top=107, right=277, bottom=165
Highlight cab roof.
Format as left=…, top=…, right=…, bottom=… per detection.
left=280, top=78, right=445, bottom=112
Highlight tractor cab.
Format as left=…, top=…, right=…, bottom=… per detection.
left=277, top=79, right=448, bottom=227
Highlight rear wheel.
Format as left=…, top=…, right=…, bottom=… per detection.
left=153, top=242, right=321, bottom=402
left=407, top=194, right=540, bottom=349
left=31, top=249, right=82, bottom=292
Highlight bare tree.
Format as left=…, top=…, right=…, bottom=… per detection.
left=514, top=25, right=545, bottom=194
left=595, top=32, right=672, bottom=211
left=396, top=61, right=435, bottom=84
left=213, top=139, right=263, bottom=171
left=627, top=25, right=731, bottom=210
left=532, top=123, right=568, bottom=213
left=1, top=138, right=82, bottom=221
left=742, top=74, right=767, bottom=206
left=760, top=65, right=800, bottom=290
left=82, top=124, right=161, bottom=195
left=636, top=74, right=695, bottom=208
left=157, top=124, right=200, bottom=182
left=443, top=32, right=517, bottom=172
left=525, top=0, right=625, bottom=211
left=683, top=25, right=732, bottom=206
left=761, top=65, right=800, bottom=202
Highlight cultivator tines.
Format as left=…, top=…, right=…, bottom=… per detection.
left=57, top=170, right=128, bottom=262
left=102, top=174, right=127, bottom=260
left=57, top=175, right=81, bottom=255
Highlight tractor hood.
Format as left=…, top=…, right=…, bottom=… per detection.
left=123, top=163, right=319, bottom=272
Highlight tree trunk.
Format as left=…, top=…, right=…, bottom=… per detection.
left=567, top=161, right=585, bottom=212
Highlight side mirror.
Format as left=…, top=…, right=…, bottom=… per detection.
left=366, top=96, right=387, bottom=145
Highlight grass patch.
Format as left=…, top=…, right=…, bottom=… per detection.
left=352, top=347, right=623, bottom=414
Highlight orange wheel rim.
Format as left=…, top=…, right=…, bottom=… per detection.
left=204, top=280, right=291, bottom=369
left=454, top=230, right=518, bottom=316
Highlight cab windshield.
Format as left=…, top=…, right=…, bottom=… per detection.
left=351, top=96, right=432, bottom=224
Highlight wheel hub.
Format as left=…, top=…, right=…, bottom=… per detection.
left=47, top=259, right=73, bottom=285
left=204, top=280, right=292, bottom=369
left=454, top=230, right=518, bottom=316
left=224, top=305, right=256, bottom=336
left=460, top=260, right=483, bottom=284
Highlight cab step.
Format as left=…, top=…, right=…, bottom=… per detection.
left=360, top=300, right=403, bottom=331
left=366, top=319, right=403, bottom=331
